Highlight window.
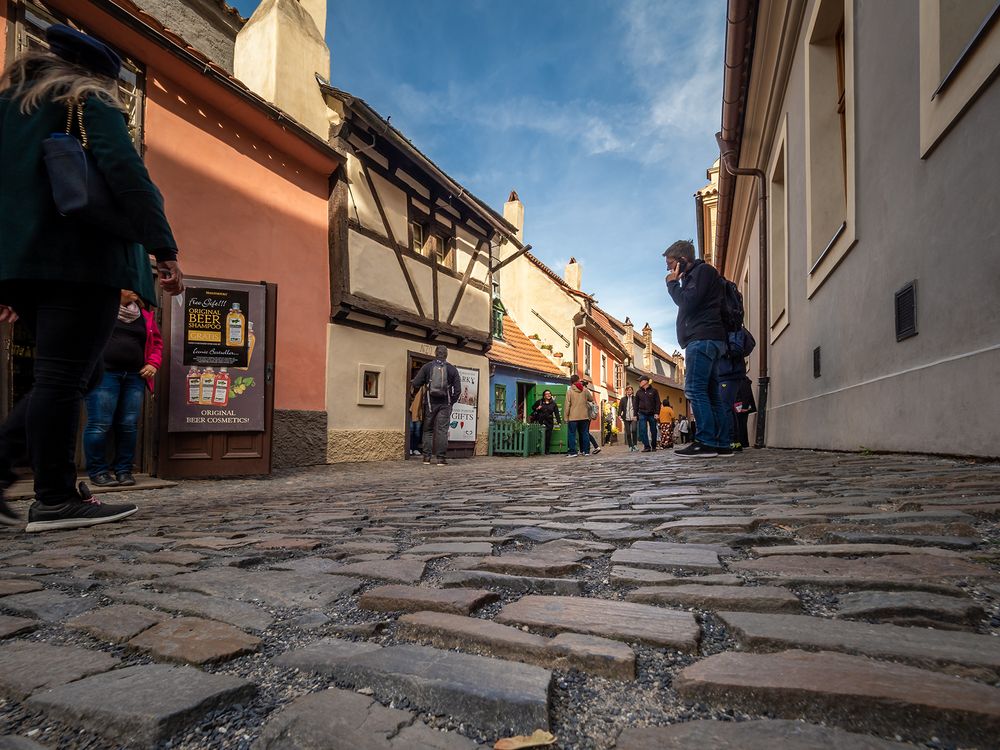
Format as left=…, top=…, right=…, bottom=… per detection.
left=357, top=364, right=385, bottom=405
left=410, top=222, right=425, bottom=255
left=493, top=384, right=507, bottom=414
left=614, top=363, right=623, bottom=391
left=491, top=300, right=505, bottom=339
left=804, top=0, right=856, bottom=297
left=768, top=115, right=789, bottom=339
left=600, top=353, right=607, bottom=386
left=919, top=0, right=1000, bottom=155
left=437, top=237, right=456, bottom=271
left=583, top=341, right=592, bottom=377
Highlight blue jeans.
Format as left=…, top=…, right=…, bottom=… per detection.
left=409, top=420, right=423, bottom=452
left=84, top=370, right=146, bottom=476
left=684, top=339, right=728, bottom=448
left=638, top=414, right=658, bottom=449
left=567, top=419, right=590, bottom=455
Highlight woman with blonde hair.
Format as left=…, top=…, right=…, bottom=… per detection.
left=0, top=25, right=183, bottom=531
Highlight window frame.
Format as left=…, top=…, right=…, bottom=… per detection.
left=600, top=353, right=607, bottom=387
left=804, top=0, right=857, bottom=299
left=768, top=114, right=790, bottom=340
left=583, top=341, right=592, bottom=377
left=919, top=0, right=1000, bottom=156
left=357, top=363, right=385, bottom=406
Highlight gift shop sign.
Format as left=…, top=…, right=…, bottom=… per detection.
left=449, top=367, right=478, bottom=442
left=168, top=280, right=266, bottom=432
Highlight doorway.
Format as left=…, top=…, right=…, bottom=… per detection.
left=405, top=353, right=431, bottom=459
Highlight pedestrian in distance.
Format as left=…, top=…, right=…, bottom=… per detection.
left=408, top=384, right=425, bottom=456
left=635, top=376, right=660, bottom=452
left=664, top=239, right=731, bottom=458
left=530, top=389, right=562, bottom=455
left=410, top=345, right=461, bottom=465
left=678, top=416, right=690, bottom=443
left=581, top=379, right=601, bottom=454
left=83, top=289, right=163, bottom=488
left=0, top=25, right=184, bottom=531
left=719, top=326, right=756, bottom=451
left=617, top=385, right=639, bottom=452
left=658, top=397, right=676, bottom=449
left=564, top=374, right=594, bottom=457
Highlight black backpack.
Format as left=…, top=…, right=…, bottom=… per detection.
left=428, top=361, right=450, bottom=400
left=719, top=277, right=745, bottom=333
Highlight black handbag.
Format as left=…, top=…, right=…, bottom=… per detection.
left=42, top=102, right=136, bottom=239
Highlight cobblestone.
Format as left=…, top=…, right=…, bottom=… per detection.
left=0, top=448, right=997, bottom=748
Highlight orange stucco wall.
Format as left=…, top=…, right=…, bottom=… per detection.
left=142, top=70, right=330, bottom=412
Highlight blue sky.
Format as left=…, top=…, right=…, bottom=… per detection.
left=232, top=0, right=726, bottom=352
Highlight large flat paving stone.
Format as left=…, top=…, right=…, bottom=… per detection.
left=718, top=611, right=1000, bottom=678
left=751, top=543, right=966, bottom=558
left=0, top=641, right=118, bottom=698
left=610, top=547, right=722, bottom=573
left=66, top=605, right=166, bottom=644
left=330, top=559, right=426, bottom=583
left=826, top=532, right=979, bottom=550
left=0, top=590, right=97, bottom=622
left=273, top=637, right=382, bottom=673
left=836, top=590, right=984, bottom=628
left=674, top=649, right=1000, bottom=747
left=615, top=719, right=912, bottom=749
left=627, top=584, right=800, bottom=613
left=334, top=644, right=552, bottom=736
left=398, top=611, right=635, bottom=679
left=611, top=568, right=742, bottom=587
left=128, top=616, right=261, bottom=664
left=0, top=580, right=43, bottom=597
left=404, top=542, right=494, bottom=556
left=159, top=568, right=363, bottom=608
left=495, top=595, right=700, bottom=651
left=0, top=735, right=49, bottom=750
left=26, top=664, right=255, bottom=744
left=441, top=570, right=584, bottom=595
left=0, top=615, right=38, bottom=639
left=106, top=587, right=273, bottom=631
left=655, top=517, right=759, bottom=535
left=359, top=585, right=497, bottom=615
left=468, top=556, right=584, bottom=577
left=253, top=687, right=477, bottom=749
left=731, top=553, right=994, bottom=590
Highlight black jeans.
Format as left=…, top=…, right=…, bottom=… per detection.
left=623, top=420, right=637, bottom=448
left=0, top=282, right=119, bottom=505
left=540, top=421, right=555, bottom=454
left=421, top=400, right=451, bottom=458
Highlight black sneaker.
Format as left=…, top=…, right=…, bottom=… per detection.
left=715, top=446, right=735, bottom=458
left=0, top=497, right=19, bottom=527
left=89, top=471, right=118, bottom=487
left=675, top=442, right=719, bottom=458
left=641, top=447, right=651, bottom=453
left=25, top=482, right=137, bottom=533
left=115, top=471, right=136, bottom=486
left=422, top=456, right=432, bottom=465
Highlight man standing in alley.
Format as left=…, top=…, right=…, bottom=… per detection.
left=664, top=239, right=731, bottom=458
left=411, top=345, right=461, bottom=465
left=635, top=376, right=660, bottom=452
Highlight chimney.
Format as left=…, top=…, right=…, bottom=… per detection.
left=623, top=317, right=635, bottom=365
left=642, top=322, right=653, bottom=371
left=503, top=190, right=524, bottom=242
left=234, top=0, right=332, bottom=138
left=565, top=257, right=581, bottom=291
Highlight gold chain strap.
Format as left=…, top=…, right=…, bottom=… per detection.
left=62, top=102, right=89, bottom=149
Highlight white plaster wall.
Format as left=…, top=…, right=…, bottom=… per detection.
left=369, top=171, right=409, bottom=244
left=348, top=231, right=418, bottom=313
left=345, top=154, right=383, bottom=235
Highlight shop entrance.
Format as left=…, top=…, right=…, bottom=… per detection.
left=405, top=353, right=431, bottom=459
left=405, top=351, right=477, bottom=459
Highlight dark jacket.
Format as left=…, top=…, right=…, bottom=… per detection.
left=411, top=358, right=461, bottom=406
left=531, top=398, right=561, bottom=426
left=718, top=328, right=753, bottom=381
left=635, top=385, right=660, bottom=415
left=666, top=259, right=726, bottom=348
left=617, top=394, right=637, bottom=421
left=0, top=92, right=176, bottom=306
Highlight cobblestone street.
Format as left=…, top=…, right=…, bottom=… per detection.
left=1, top=448, right=999, bottom=749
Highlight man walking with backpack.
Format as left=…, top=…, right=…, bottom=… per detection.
left=664, top=239, right=732, bottom=458
left=411, top=345, right=461, bottom=465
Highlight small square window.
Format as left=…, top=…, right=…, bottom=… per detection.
left=363, top=370, right=380, bottom=399
left=357, top=363, right=385, bottom=406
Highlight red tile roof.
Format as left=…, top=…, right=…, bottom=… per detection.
left=488, top=315, right=566, bottom=377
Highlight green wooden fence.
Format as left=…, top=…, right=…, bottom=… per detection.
left=488, top=420, right=545, bottom=457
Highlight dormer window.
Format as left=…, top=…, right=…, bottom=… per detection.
left=491, top=300, right=505, bottom=340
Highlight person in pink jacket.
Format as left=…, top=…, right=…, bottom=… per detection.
left=83, top=290, right=162, bottom=487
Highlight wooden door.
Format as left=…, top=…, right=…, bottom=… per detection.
left=156, top=280, right=276, bottom=479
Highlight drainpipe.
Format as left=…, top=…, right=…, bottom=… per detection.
left=716, top=131, right=769, bottom=449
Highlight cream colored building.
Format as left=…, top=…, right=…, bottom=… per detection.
left=695, top=159, right=720, bottom=268
left=710, top=0, right=1000, bottom=457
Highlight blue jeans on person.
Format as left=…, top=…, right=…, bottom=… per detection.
left=567, top=419, right=590, bottom=455
left=409, top=420, right=423, bottom=452
left=84, top=370, right=146, bottom=477
left=684, top=339, right=729, bottom=448
left=637, top=414, right=658, bottom=449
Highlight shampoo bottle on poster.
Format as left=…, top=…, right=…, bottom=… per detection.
left=236, top=322, right=255, bottom=372
left=200, top=367, right=216, bottom=405
left=226, top=303, right=246, bottom=347
left=186, top=367, right=201, bottom=405
left=213, top=368, right=230, bottom=406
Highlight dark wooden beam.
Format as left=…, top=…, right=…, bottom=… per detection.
left=445, top=239, right=486, bottom=326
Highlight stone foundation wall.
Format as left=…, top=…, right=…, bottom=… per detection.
left=475, top=433, right=488, bottom=457
left=327, top=429, right=405, bottom=464
left=273, top=410, right=328, bottom=469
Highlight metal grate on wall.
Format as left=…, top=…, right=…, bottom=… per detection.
left=895, top=281, right=918, bottom=341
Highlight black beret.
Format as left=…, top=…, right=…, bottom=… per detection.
left=45, top=24, right=121, bottom=80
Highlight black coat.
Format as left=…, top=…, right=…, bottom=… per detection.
left=635, top=386, right=660, bottom=415
left=411, top=359, right=461, bottom=405
left=666, top=259, right=726, bottom=348
left=531, top=398, right=561, bottom=426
